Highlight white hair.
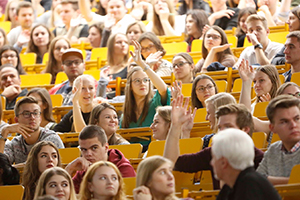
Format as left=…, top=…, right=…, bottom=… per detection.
left=211, top=128, right=254, bottom=170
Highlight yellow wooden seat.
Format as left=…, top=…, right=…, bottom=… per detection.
left=291, top=72, right=300, bottom=86
left=279, top=74, right=285, bottom=84
left=55, top=71, right=68, bottom=85
left=253, top=101, right=269, bottom=119
left=117, top=127, right=153, bottom=141
left=271, top=133, right=281, bottom=144
left=215, top=80, right=227, bottom=92
left=147, top=137, right=203, bottom=157
left=58, top=147, right=81, bottom=164
left=20, top=73, right=52, bottom=87
left=90, top=47, right=108, bottom=61
left=173, top=171, right=202, bottom=192
left=224, top=27, right=236, bottom=36
left=162, top=42, right=188, bottom=55
left=158, top=33, right=185, bottom=43
left=191, top=39, right=202, bottom=52
left=194, top=108, right=207, bottom=123
left=227, top=35, right=237, bottom=48
left=1, top=96, right=6, bottom=110
left=0, top=185, right=24, bottom=200
left=0, top=21, right=11, bottom=33
left=182, top=188, right=220, bottom=200
left=288, top=164, right=300, bottom=184
left=161, top=73, right=176, bottom=85
left=84, top=69, right=101, bottom=80
left=268, top=31, right=289, bottom=44
left=123, top=177, right=136, bottom=195
left=269, top=24, right=289, bottom=33
left=20, top=53, right=37, bottom=66
left=109, top=143, right=143, bottom=159
left=275, top=183, right=300, bottom=200
left=51, top=94, right=63, bottom=107
left=42, top=52, right=49, bottom=64
left=23, top=63, right=46, bottom=74
left=182, top=83, right=193, bottom=97
left=252, top=132, right=267, bottom=149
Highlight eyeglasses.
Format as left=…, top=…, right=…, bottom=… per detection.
left=18, top=111, right=41, bottom=118
left=1, top=54, right=17, bottom=59
left=133, top=78, right=150, bottom=85
left=288, top=92, right=300, bottom=98
left=205, top=34, right=221, bottom=40
left=63, top=59, right=83, bottom=67
left=141, top=44, right=156, bottom=53
left=173, top=62, right=189, bottom=69
left=196, top=85, right=214, bottom=93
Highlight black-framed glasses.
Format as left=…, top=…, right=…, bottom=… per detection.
left=205, top=34, right=221, bottom=40
left=1, top=54, right=17, bottom=59
left=196, top=85, right=214, bottom=93
left=173, top=62, right=189, bottom=69
left=133, top=78, right=150, bottom=85
left=18, top=111, right=41, bottom=118
left=141, top=44, right=156, bottom=53
left=63, top=59, right=83, bottom=67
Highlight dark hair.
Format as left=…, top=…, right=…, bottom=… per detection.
left=79, top=125, right=108, bottom=146
left=185, top=9, right=209, bottom=40
left=235, top=7, right=257, bottom=37
left=286, top=30, right=300, bottom=43
left=191, top=74, right=218, bottom=109
left=27, top=88, right=55, bottom=122
left=202, top=25, right=234, bottom=61
left=138, top=32, right=166, bottom=58
left=16, top=1, right=33, bottom=16
left=0, top=153, right=20, bottom=185
left=89, top=22, right=104, bottom=35
left=14, top=96, right=39, bottom=117
left=0, top=45, right=26, bottom=75
left=291, top=7, right=300, bottom=24
left=96, top=0, right=107, bottom=15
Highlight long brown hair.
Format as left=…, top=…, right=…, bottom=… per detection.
left=151, top=0, right=175, bottom=36
left=23, top=141, right=62, bottom=200
left=235, top=8, right=257, bottom=37
left=107, top=33, right=129, bottom=67
left=0, top=45, right=26, bottom=75
left=122, top=67, right=154, bottom=128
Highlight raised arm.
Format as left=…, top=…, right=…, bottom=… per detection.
left=72, top=79, right=87, bottom=133
left=238, top=59, right=255, bottom=111
left=131, top=40, right=168, bottom=99
left=157, top=6, right=177, bottom=36
left=79, top=0, right=93, bottom=22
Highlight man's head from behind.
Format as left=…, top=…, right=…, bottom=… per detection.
left=79, top=125, right=109, bottom=164
left=16, top=1, right=34, bottom=29
left=216, top=104, right=254, bottom=137
left=266, top=95, right=300, bottom=150
left=0, top=64, right=21, bottom=90
left=246, top=14, right=269, bottom=44
left=211, top=129, right=255, bottom=181
left=60, top=0, right=79, bottom=26
left=61, top=48, right=85, bottom=83
left=14, top=96, right=41, bottom=132
left=284, top=31, right=300, bottom=67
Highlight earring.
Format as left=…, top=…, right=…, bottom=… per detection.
left=91, top=193, right=94, bottom=198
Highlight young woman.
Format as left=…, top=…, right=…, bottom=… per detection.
left=236, top=7, right=257, bottom=47
left=23, top=141, right=62, bottom=200
left=26, top=24, right=54, bottom=63
left=150, top=106, right=172, bottom=141
left=0, top=45, right=26, bottom=75
left=27, top=88, right=57, bottom=130
left=276, top=82, right=300, bottom=98
left=146, top=0, right=185, bottom=36
left=88, top=22, right=104, bottom=48
left=34, top=167, right=77, bottom=200
left=239, top=60, right=281, bottom=113
left=79, top=161, right=127, bottom=200
left=121, top=40, right=171, bottom=128
left=185, top=9, right=209, bottom=52
left=195, top=25, right=237, bottom=73
left=126, top=21, right=146, bottom=45
left=172, top=52, right=195, bottom=83
left=0, top=153, right=20, bottom=185
left=53, top=75, right=97, bottom=133
left=138, top=32, right=172, bottom=77
left=4, top=0, right=19, bottom=30
left=0, top=28, right=8, bottom=49
left=42, top=36, right=71, bottom=84
left=133, top=155, right=178, bottom=200
left=191, top=74, right=218, bottom=109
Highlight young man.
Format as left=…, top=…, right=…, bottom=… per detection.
left=257, top=95, right=300, bottom=185
left=53, top=0, right=89, bottom=43
left=49, top=48, right=88, bottom=106
left=0, top=64, right=28, bottom=110
left=211, top=129, right=281, bottom=200
left=282, top=31, right=300, bottom=82
left=7, top=1, right=34, bottom=51
left=0, top=97, right=64, bottom=164
left=234, top=14, right=283, bottom=68
left=65, top=125, right=136, bottom=193
left=163, top=102, right=264, bottom=189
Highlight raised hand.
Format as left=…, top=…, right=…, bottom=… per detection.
left=105, top=13, right=116, bottom=30
left=158, top=4, right=170, bottom=21
left=171, top=95, right=191, bottom=126
left=72, top=78, right=82, bottom=105
left=170, top=80, right=182, bottom=100
left=181, top=106, right=197, bottom=139
left=100, top=66, right=113, bottom=81
left=70, top=14, right=83, bottom=29
left=238, top=59, right=255, bottom=82
left=130, top=40, right=145, bottom=67
left=145, top=51, right=163, bottom=66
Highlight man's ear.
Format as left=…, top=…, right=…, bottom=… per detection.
left=14, top=116, right=19, bottom=123
left=269, top=123, right=274, bottom=132
left=61, top=64, right=65, bottom=71
left=15, top=15, right=18, bottom=21
left=104, top=142, right=109, bottom=153
left=221, top=157, right=229, bottom=169
left=241, top=126, right=251, bottom=136
left=266, top=28, right=270, bottom=35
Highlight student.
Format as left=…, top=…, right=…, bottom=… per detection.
left=79, top=161, right=127, bottom=200
left=42, top=37, right=71, bottom=84
left=257, top=95, right=300, bottom=185
left=276, top=82, right=300, bottom=98
left=0, top=97, right=64, bottom=164
left=65, top=125, right=135, bottom=193
left=7, top=1, right=34, bottom=51
left=4, top=0, right=20, bottom=30
left=126, top=21, right=146, bottom=45
left=0, top=153, right=20, bottom=185
left=163, top=98, right=264, bottom=189
left=53, top=0, right=89, bottom=43
left=211, top=129, right=281, bottom=200
left=133, top=156, right=178, bottom=200
left=177, top=0, right=210, bottom=15
left=0, top=28, right=8, bottom=49
left=0, top=45, right=26, bottom=75
left=23, top=141, right=62, bottom=200
left=191, top=74, right=218, bottom=109
left=34, top=167, right=77, bottom=200
left=26, top=24, right=54, bottom=63
left=27, top=88, right=57, bottom=130
left=150, top=106, right=172, bottom=141
left=172, top=53, right=195, bottom=83
left=88, top=22, right=104, bottom=48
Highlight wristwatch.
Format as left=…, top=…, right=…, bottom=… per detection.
left=0, top=134, right=7, bottom=142
left=254, top=43, right=263, bottom=49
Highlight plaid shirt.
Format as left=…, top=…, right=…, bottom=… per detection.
left=281, top=140, right=300, bottom=154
